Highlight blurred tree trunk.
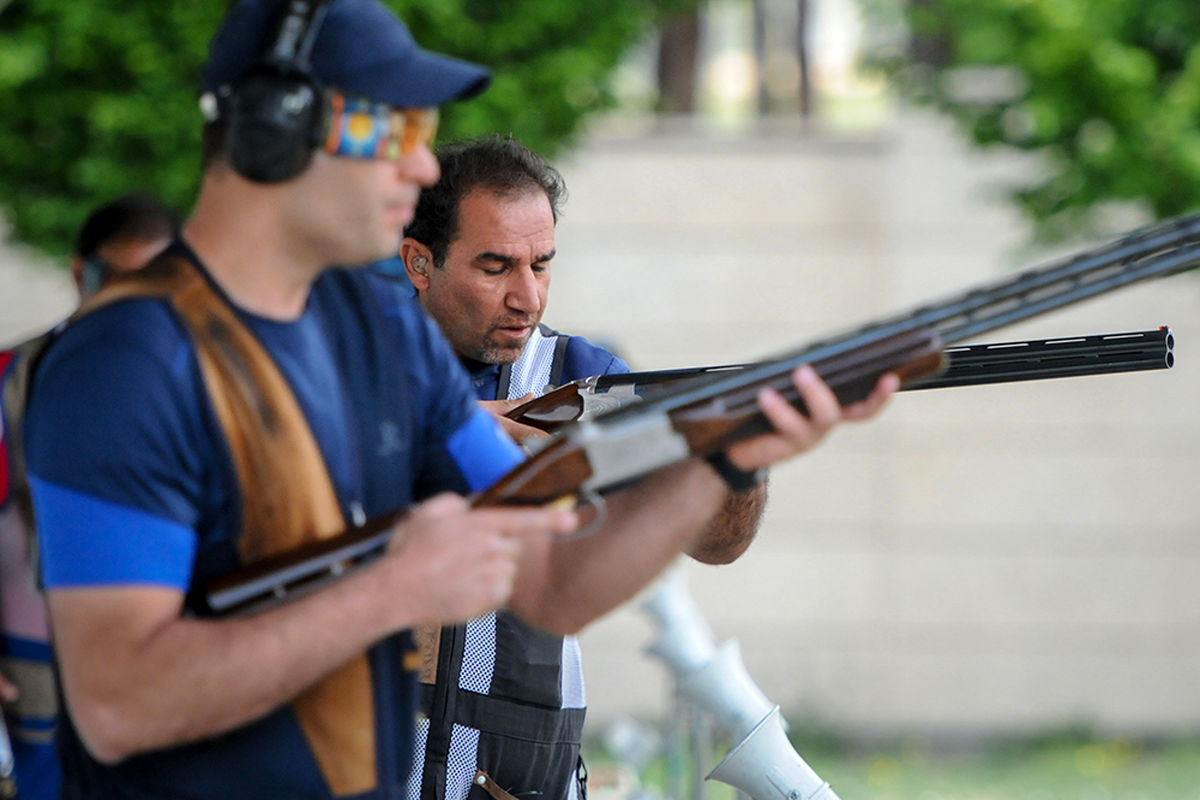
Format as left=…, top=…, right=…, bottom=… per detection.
left=907, top=0, right=951, bottom=66
left=756, top=0, right=814, bottom=118
left=656, top=10, right=701, bottom=113
left=753, top=0, right=768, bottom=114
left=797, top=0, right=813, bottom=117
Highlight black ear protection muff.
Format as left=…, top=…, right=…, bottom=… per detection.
left=222, top=0, right=332, bottom=183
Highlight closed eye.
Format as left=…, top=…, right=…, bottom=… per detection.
left=475, top=252, right=516, bottom=276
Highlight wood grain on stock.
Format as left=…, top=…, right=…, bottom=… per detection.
left=470, top=436, right=595, bottom=507
left=668, top=328, right=945, bottom=455
left=506, top=385, right=585, bottom=430
left=473, top=329, right=941, bottom=507
left=508, top=331, right=946, bottom=435
left=200, top=509, right=404, bottom=614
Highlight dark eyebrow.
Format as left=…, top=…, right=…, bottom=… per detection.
left=474, top=251, right=518, bottom=269
left=473, top=249, right=556, bottom=267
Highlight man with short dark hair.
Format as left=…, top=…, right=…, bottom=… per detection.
left=1, top=192, right=177, bottom=800
left=23, top=2, right=892, bottom=798
left=396, top=135, right=851, bottom=800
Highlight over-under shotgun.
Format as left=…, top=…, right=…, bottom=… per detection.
left=506, top=327, right=1176, bottom=431
left=203, top=212, right=1200, bottom=615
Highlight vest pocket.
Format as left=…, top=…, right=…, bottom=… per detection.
left=468, top=734, right=580, bottom=800
left=489, top=611, right=563, bottom=707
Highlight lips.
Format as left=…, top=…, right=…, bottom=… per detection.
left=492, top=319, right=535, bottom=341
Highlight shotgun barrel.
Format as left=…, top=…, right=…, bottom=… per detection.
left=510, top=327, right=1175, bottom=430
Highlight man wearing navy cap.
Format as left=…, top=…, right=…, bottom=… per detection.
left=22, top=1, right=894, bottom=798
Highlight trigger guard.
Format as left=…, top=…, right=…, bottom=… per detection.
left=556, top=490, right=607, bottom=541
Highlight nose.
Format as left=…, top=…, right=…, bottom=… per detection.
left=506, top=266, right=543, bottom=314
left=397, top=144, right=440, bottom=188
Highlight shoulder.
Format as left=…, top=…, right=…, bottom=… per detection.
left=23, top=296, right=214, bottom=529
left=316, top=267, right=477, bottom=422
left=26, top=297, right=203, bottom=462
left=554, top=330, right=630, bottom=380
left=41, top=297, right=190, bottom=374
left=28, top=298, right=197, bottom=437
left=316, top=268, right=436, bottom=343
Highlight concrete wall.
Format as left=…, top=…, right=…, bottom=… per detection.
left=0, top=237, right=74, bottom=347
left=550, top=111, right=1200, bottom=738
left=1, top=109, right=1196, bottom=737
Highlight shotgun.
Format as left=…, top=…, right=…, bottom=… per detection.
left=506, top=327, right=1176, bottom=431
left=202, top=211, right=1200, bottom=615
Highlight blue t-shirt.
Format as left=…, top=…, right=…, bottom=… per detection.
left=23, top=246, right=524, bottom=799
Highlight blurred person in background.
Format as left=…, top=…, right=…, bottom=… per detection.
left=0, top=192, right=177, bottom=800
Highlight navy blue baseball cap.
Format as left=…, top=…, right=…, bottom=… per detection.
left=202, top=0, right=491, bottom=108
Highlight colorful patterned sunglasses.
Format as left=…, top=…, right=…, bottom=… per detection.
left=322, top=92, right=439, bottom=161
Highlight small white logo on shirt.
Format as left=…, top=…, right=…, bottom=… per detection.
left=377, top=421, right=407, bottom=458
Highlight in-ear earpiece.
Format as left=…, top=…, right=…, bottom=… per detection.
left=412, top=256, right=428, bottom=274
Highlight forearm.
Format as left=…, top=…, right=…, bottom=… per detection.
left=49, top=493, right=564, bottom=763
left=688, top=481, right=767, bottom=565
left=50, top=559, right=410, bottom=763
left=508, top=459, right=726, bottom=634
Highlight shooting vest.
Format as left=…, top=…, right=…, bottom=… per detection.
left=410, top=325, right=586, bottom=800
left=57, top=255, right=385, bottom=797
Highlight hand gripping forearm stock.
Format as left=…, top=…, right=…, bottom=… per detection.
left=202, top=211, right=1200, bottom=616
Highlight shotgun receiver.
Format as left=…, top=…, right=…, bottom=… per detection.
left=202, top=212, right=1200, bottom=615
left=507, top=327, right=1176, bottom=431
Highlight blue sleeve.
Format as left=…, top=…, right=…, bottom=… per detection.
left=23, top=302, right=211, bottom=591
left=561, top=335, right=630, bottom=381
left=446, top=407, right=525, bottom=492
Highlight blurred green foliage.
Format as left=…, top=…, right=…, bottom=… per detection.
left=0, top=0, right=687, bottom=256
left=808, top=730, right=1200, bottom=799
left=862, top=0, right=1200, bottom=241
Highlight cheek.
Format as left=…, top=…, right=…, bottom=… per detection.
left=430, top=285, right=479, bottom=327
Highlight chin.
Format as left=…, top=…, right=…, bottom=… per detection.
left=478, top=347, right=523, bottom=365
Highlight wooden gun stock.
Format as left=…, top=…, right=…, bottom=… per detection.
left=477, top=327, right=945, bottom=507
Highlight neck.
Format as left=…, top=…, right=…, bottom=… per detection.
left=458, top=354, right=499, bottom=374
left=183, top=168, right=321, bottom=321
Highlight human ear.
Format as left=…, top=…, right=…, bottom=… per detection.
left=399, top=238, right=432, bottom=292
